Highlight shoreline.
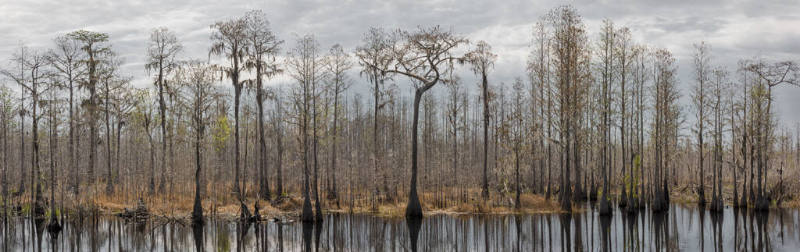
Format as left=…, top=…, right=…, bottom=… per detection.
left=4, top=189, right=798, bottom=223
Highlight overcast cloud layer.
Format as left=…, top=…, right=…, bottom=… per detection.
left=2, top=0, right=799, bottom=129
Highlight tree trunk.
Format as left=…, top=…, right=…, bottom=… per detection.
left=157, top=63, right=168, bottom=196
left=18, top=92, right=25, bottom=196
left=47, top=96, right=60, bottom=231
left=31, top=90, right=44, bottom=220
left=256, top=65, right=270, bottom=201
left=301, top=70, right=313, bottom=222
left=148, top=121, right=155, bottom=195
left=406, top=89, right=424, bottom=218
left=104, top=82, right=114, bottom=194
left=312, top=77, right=323, bottom=222
left=329, top=86, right=340, bottom=202
left=481, top=69, right=490, bottom=200
left=191, top=128, right=204, bottom=225
left=69, top=77, right=77, bottom=196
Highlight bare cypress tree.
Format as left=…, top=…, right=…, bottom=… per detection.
left=287, top=35, right=325, bottom=222
left=324, top=44, right=352, bottom=202
left=0, top=87, right=10, bottom=217
left=110, top=86, right=137, bottom=190
left=355, top=27, right=392, bottom=203
left=45, top=74, right=62, bottom=233
left=145, top=27, right=182, bottom=195
left=359, top=26, right=467, bottom=218
left=243, top=10, right=282, bottom=202
left=270, top=88, right=286, bottom=200
left=734, top=61, right=751, bottom=208
left=48, top=36, right=84, bottom=196
left=100, top=55, right=127, bottom=195
left=691, top=41, right=711, bottom=207
left=651, top=48, right=679, bottom=212
left=465, top=41, right=496, bottom=200
left=595, top=19, right=615, bottom=216
left=527, top=22, right=550, bottom=196
left=68, top=30, right=109, bottom=188
left=546, top=6, right=591, bottom=210
left=3, top=48, right=54, bottom=219
left=709, top=67, right=727, bottom=212
left=310, top=43, right=325, bottom=222
left=131, top=90, right=158, bottom=197
left=632, top=45, right=649, bottom=207
left=210, top=16, right=251, bottom=218
left=528, top=22, right=555, bottom=200
left=2, top=46, right=28, bottom=197
left=176, top=61, right=218, bottom=225
left=13, top=49, right=51, bottom=220
left=745, top=59, right=799, bottom=211
left=445, top=75, right=464, bottom=201
left=729, top=68, right=742, bottom=208
left=615, top=26, right=635, bottom=210
left=508, top=78, right=525, bottom=209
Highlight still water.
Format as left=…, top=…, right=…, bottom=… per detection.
left=2, top=204, right=800, bottom=251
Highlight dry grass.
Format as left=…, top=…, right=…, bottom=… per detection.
left=783, top=197, right=800, bottom=208
left=35, top=181, right=800, bottom=220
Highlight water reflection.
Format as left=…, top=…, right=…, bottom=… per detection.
left=1, top=204, right=800, bottom=251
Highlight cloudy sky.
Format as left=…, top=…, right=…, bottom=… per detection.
left=2, top=0, right=799, bottom=129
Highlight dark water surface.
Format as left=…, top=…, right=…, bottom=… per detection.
left=2, top=204, right=800, bottom=251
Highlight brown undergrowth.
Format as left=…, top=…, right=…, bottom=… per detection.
left=5, top=183, right=565, bottom=220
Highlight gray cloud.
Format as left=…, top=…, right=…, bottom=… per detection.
left=1, top=0, right=799, bottom=126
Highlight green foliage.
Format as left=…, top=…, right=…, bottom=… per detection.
left=46, top=208, right=61, bottom=218
left=212, top=115, right=231, bottom=152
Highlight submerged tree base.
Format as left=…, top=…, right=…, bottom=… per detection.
left=709, top=196, right=724, bottom=212
left=754, top=196, right=770, bottom=211
left=598, top=197, right=612, bottom=216
left=300, top=196, right=314, bottom=222
left=406, top=189, right=423, bottom=218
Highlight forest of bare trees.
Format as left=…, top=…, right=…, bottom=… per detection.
left=1, top=6, right=799, bottom=232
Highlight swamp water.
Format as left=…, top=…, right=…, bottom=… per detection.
left=1, top=203, right=800, bottom=251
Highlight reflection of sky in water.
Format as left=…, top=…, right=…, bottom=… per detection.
left=2, top=204, right=800, bottom=251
